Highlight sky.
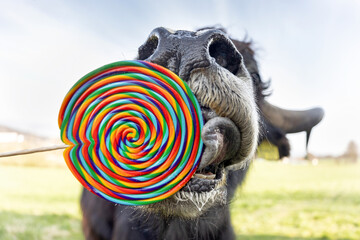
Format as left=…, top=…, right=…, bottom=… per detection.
left=0, top=0, right=359, bottom=157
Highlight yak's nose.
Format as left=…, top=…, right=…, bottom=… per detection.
left=138, top=27, right=242, bottom=81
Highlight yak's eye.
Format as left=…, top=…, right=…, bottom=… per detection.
left=138, top=35, right=159, bottom=60
left=209, top=38, right=241, bottom=75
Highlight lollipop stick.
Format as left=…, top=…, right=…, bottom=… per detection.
left=0, top=144, right=68, bottom=158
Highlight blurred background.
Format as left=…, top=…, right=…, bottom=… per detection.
left=0, top=0, right=359, bottom=239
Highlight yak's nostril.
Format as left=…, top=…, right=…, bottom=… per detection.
left=209, top=37, right=241, bottom=75
left=138, top=35, right=159, bottom=60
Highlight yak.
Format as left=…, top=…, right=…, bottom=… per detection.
left=81, top=27, right=324, bottom=240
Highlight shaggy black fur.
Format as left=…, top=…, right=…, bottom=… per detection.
left=81, top=28, right=291, bottom=240
left=81, top=167, right=248, bottom=240
left=232, top=38, right=291, bottom=158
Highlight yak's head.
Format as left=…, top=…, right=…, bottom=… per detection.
left=135, top=27, right=258, bottom=218
left=135, top=27, right=323, bottom=218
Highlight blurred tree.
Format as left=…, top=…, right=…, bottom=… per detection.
left=336, top=141, right=359, bottom=163
left=343, top=140, right=358, bottom=163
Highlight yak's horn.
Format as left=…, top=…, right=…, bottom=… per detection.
left=260, top=100, right=324, bottom=134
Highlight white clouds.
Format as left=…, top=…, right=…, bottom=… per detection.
left=0, top=0, right=359, bottom=156
left=231, top=0, right=360, bottom=157
left=0, top=1, right=135, bottom=136
left=213, top=0, right=230, bottom=27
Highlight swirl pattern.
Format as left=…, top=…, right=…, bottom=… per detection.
left=58, top=60, right=204, bottom=205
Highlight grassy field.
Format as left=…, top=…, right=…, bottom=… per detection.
left=0, top=160, right=359, bottom=240
left=231, top=160, right=360, bottom=240
left=0, top=164, right=82, bottom=240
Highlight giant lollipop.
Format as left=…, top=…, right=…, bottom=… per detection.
left=58, top=60, right=204, bottom=205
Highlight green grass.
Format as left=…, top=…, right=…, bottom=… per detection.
left=0, top=160, right=359, bottom=240
left=0, top=165, right=83, bottom=240
left=231, top=160, right=360, bottom=240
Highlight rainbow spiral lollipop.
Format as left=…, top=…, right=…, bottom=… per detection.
left=58, top=60, right=204, bottom=205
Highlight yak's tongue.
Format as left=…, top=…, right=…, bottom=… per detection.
left=197, top=116, right=241, bottom=170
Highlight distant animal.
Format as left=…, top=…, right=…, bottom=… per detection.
left=81, top=27, right=324, bottom=240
